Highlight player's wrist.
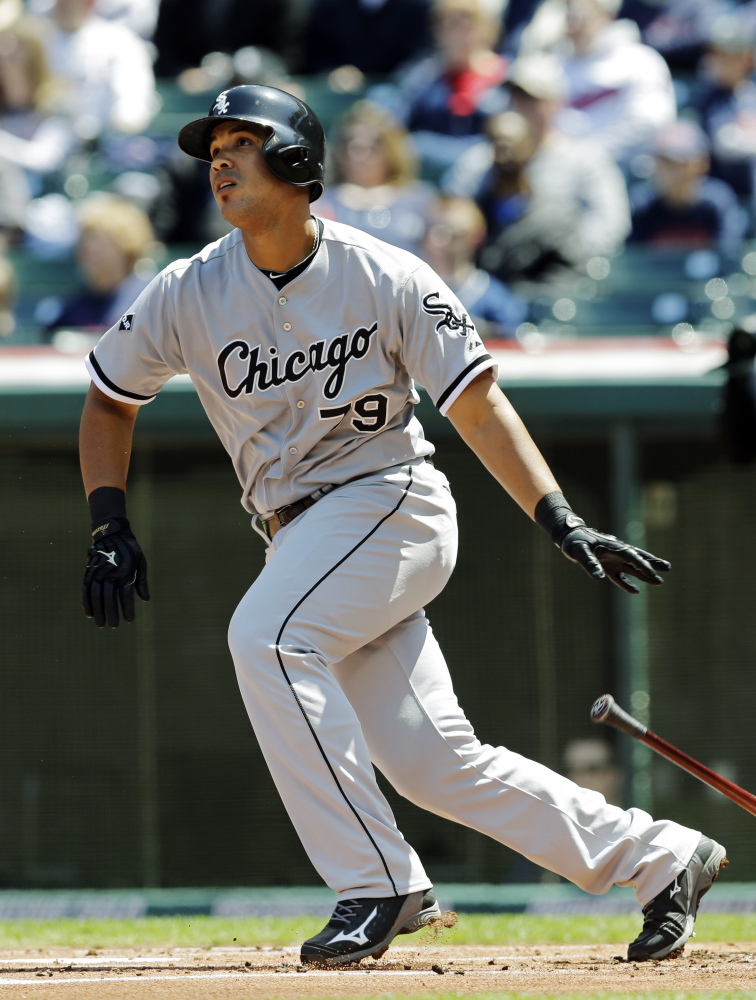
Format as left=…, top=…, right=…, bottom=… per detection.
left=88, top=486, right=130, bottom=541
left=534, top=491, right=586, bottom=547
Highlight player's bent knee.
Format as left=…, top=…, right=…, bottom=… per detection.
left=227, top=605, right=276, bottom=669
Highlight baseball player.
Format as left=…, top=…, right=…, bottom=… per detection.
left=79, top=85, right=726, bottom=966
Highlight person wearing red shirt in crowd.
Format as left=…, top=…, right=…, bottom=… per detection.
left=395, top=0, right=508, bottom=178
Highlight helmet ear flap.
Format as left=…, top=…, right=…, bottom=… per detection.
left=266, top=140, right=313, bottom=184
left=280, top=146, right=309, bottom=168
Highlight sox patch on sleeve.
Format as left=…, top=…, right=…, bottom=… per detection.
left=87, top=220, right=496, bottom=516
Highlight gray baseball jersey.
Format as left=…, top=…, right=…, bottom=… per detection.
left=85, top=219, right=496, bottom=517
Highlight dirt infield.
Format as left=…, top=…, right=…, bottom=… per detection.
left=0, top=940, right=753, bottom=998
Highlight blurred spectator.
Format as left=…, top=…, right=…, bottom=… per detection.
left=421, top=194, right=527, bottom=336
left=315, top=100, right=436, bottom=255
left=29, top=0, right=159, bottom=38
left=629, top=120, right=746, bottom=255
left=40, top=193, right=154, bottom=336
left=38, top=0, right=157, bottom=137
left=302, top=0, right=432, bottom=76
left=153, top=0, right=291, bottom=77
left=556, top=0, right=676, bottom=166
left=93, top=0, right=158, bottom=38
left=395, top=0, right=508, bottom=176
left=446, top=55, right=630, bottom=288
left=622, top=0, right=723, bottom=71
left=0, top=253, right=17, bottom=337
left=472, top=109, right=535, bottom=230
left=0, top=156, right=30, bottom=237
left=695, top=14, right=756, bottom=204
left=0, top=1, right=32, bottom=232
left=475, top=109, right=587, bottom=287
left=0, top=17, right=75, bottom=188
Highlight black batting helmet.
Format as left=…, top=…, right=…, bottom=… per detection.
left=177, top=85, right=326, bottom=202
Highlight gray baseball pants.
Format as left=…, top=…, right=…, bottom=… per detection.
left=228, top=457, right=699, bottom=905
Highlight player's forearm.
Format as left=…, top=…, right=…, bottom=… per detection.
left=79, top=384, right=139, bottom=497
left=447, top=372, right=560, bottom=518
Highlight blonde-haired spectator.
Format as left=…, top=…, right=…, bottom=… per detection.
left=41, top=193, right=154, bottom=337
left=315, top=100, right=437, bottom=256
left=78, top=192, right=153, bottom=261
left=0, top=16, right=75, bottom=181
left=556, top=0, right=676, bottom=166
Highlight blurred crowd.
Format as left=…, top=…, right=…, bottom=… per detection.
left=2, top=0, right=756, bottom=343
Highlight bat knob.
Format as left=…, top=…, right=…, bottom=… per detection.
left=591, top=693, right=614, bottom=723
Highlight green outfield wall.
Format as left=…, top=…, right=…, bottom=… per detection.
left=1, top=352, right=755, bottom=890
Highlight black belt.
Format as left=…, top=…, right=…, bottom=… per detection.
left=260, top=458, right=434, bottom=540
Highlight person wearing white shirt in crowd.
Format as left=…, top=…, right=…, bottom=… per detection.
left=92, top=0, right=158, bottom=39
left=38, top=0, right=157, bottom=139
left=28, top=0, right=158, bottom=39
left=555, top=0, right=676, bottom=166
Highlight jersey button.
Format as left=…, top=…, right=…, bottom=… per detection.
left=296, top=400, right=305, bottom=409
left=289, top=446, right=298, bottom=455
left=283, top=322, right=292, bottom=331
left=278, top=296, right=287, bottom=305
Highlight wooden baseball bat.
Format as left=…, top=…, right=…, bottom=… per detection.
left=591, top=693, right=756, bottom=818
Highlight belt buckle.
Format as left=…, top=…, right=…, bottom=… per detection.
left=261, top=512, right=282, bottom=538
left=261, top=490, right=328, bottom=539
left=264, top=505, right=292, bottom=538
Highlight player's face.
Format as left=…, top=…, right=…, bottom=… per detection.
left=209, top=120, right=293, bottom=226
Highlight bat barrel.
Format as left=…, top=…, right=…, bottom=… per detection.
left=643, top=730, right=756, bottom=818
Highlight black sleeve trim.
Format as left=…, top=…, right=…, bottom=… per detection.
left=88, top=351, right=155, bottom=401
left=436, top=353, right=494, bottom=411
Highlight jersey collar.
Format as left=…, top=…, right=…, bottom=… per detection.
left=257, top=218, right=324, bottom=291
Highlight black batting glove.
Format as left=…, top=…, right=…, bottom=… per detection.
left=83, top=487, right=150, bottom=628
left=534, top=491, right=670, bottom=595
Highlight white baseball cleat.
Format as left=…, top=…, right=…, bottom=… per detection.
left=300, top=888, right=440, bottom=965
left=627, top=836, right=728, bottom=961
